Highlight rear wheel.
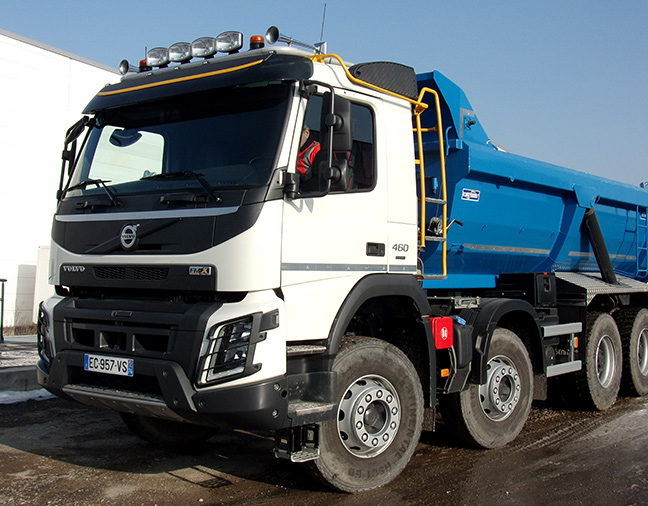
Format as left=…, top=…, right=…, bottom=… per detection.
left=617, top=308, right=648, bottom=397
left=568, top=312, right=622, bottom=410
left=120, top=413, right=218, bottom=452
left=441, top=328, right=533, bottom=448
left=306, top=337, right=424, bottom=492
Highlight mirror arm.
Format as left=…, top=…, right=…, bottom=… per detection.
left=284, top=172, right=300, bottom=200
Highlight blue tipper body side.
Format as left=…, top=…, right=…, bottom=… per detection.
left=416, top=71, right=648, bottom=289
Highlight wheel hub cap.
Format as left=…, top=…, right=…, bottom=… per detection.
left=337, top=375, right=400, bottom=458
left=479, top=355, right=521, bottom=421
left=596, top=334, right=616, bottom=388
left=636, top=328, right=648, bottom=377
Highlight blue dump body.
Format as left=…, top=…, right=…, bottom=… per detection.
left=416, top=71, right=648, bottom=289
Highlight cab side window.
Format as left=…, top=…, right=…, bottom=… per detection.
left=299, top=96, right=375, bottom=194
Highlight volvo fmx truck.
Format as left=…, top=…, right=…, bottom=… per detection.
left=37, top=27, right=648, bottom=492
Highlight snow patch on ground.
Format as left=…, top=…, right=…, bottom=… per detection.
left=0, top=389, right=55, bottom=405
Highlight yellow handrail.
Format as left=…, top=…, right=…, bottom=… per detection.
left=415, top=88, right=447, bottom=277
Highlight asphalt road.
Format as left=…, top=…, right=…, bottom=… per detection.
left=1, top=395, right=647, bottom=505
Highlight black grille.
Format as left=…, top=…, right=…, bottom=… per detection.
left=94, top=266, right=169, bottom=281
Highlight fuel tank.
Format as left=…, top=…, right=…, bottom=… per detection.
left=417, top=71, right=648, bottom=289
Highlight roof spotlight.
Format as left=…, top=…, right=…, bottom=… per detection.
left=169, top=42, right=192, bottom=63
left=191, top=37, right=217, bottom=58
left=146, top=47, right=170, bottom=67
left=216, top=31, right=243, bottom=54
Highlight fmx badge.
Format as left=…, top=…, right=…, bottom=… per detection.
left=461, top=188, right=481, bottom=202
left=189, top=266, right=212, bottom=276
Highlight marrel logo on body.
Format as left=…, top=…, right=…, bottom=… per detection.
left=120, top=224, right=140, bottom=250
left=63, top=265, right=85, bottom=273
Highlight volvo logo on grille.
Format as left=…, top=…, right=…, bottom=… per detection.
left=63, top=265, right=85, bottom=273
left=120, top=224, right=139, bottom=250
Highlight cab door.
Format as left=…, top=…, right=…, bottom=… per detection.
left=280, top=90, right=388, bottom=341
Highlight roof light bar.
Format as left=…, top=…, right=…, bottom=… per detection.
left=121, top=29, right=261, bottom=73
left=169, top=42, right=192, bottom=63
left=146, top=47, right=170, bottom=67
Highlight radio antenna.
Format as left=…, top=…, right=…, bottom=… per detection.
left=319, top=3, right=327, bottom=42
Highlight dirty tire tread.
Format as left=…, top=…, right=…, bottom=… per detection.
left=305, top=336, right=424, bottom=493
left=616, top=308, right=648, bottom=397
left=440, top=328, right=533, bottom=449
left=567, top=312, right=622, bottom=411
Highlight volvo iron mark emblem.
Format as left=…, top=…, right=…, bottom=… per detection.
left=120, top=224, right=139, bottom=251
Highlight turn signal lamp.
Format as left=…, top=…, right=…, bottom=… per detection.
left=169, top=42, right=192, bottom=63
left=191, top=36, right=217, bottom=58
left=146, top=47, right=170, bottom=67
left=216, top=31, right=243, bottom=53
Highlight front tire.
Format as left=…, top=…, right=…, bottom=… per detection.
left=307, top=337, right=424, bottom=492
left=441, top=328, right=533, bottom=448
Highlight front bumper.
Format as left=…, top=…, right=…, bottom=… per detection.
left=37, top=351, right=292, bottom=429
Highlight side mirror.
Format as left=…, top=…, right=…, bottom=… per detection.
left=320, top=92, right=352, bottom=153
left=323, top=158, right=352, bottom=192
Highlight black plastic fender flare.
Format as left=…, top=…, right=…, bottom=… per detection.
left=326, top=273, right=436, bottom=405
left=460, top=298, right=540, bottom=385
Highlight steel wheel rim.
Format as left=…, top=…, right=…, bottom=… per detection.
left=596, top=334, right=616, bottom=388
left=479, top=355, right=521, bottom=422
left=337, top=375, right=400, bottom=458
left=637, top=328, right=648, bottom=377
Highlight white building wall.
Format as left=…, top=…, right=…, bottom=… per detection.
left=0, top=29, right=118, bottom=329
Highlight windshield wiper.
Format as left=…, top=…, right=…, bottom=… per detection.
left=141, top=171, right=222, bottom=203
left=60, top=178, right=121, bottom=207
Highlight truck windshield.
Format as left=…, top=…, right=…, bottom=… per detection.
left=67, top=82, right=291, bottom=197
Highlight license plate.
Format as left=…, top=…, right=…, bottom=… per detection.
left=84, top=354, right=134, bottom=377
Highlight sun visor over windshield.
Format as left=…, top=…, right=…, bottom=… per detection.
left=83, top=52, right=314, bottom=114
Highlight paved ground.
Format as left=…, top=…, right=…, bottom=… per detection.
left=1, top=393, right=647, bottom=505
left=0, top=335, right=40, bottom=393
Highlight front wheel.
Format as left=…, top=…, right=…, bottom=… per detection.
left=306, top=337, right=424, bottom=492
left=440, top=328, right=533, bottom=448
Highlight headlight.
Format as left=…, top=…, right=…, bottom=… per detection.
left=198, top=316, right=254, bottom=385
left=37, top=302, right=54, bottom=364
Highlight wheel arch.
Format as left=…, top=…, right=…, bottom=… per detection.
left=462, top=298, right=541, bottom=385
left=327, top=273, right=435, bottom=406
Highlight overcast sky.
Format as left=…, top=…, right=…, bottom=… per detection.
left=3, top=0, right=647, bottom=185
